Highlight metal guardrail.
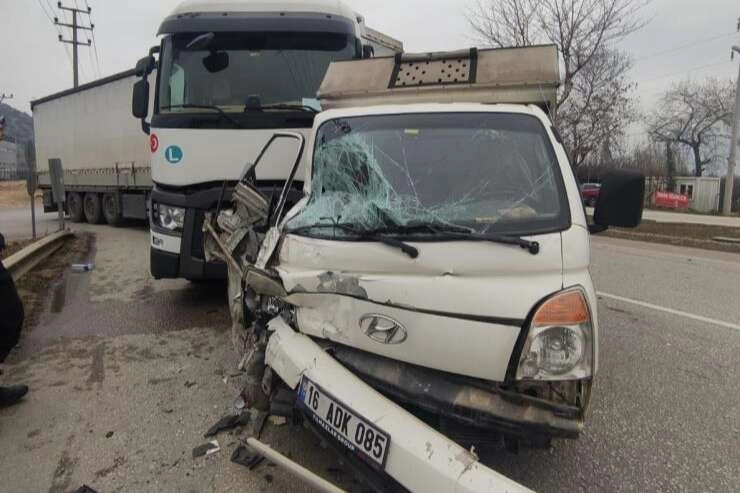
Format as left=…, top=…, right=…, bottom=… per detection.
left=3, top=230, right=73, bottom=281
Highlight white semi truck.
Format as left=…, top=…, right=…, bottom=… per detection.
left=131, top=0, right=402, bottom=280
left=32, top=0, right=401, bottom=280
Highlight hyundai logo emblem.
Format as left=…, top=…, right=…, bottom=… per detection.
left=359, top=314, right=408, bottom=345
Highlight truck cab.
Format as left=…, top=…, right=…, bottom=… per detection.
left=132, top=0, right=401, bottom=281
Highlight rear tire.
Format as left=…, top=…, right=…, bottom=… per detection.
left=102, top=193, right=123, bottom=226
left=83, top=193, right=104, bottom=224
left=67, top=192, right=85, bottom=223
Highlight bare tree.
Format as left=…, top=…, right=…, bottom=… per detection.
left=647, top=78, right=735, bottom=177
left=469, top=0, right=648, bottom=106
left=468, top=0, right=648, bottom=168
left=558, top=48, right=636, bottom=168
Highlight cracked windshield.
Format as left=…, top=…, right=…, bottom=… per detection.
left=288, top=112, right=568, bottom=236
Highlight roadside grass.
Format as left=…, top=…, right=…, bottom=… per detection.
left=603, top=220, right=740, bottom=254
left=0, top=180, right=43, bottom=209
left=644, top=206, right=740, bottom=217
left=2, top=234, right=93, bottom=337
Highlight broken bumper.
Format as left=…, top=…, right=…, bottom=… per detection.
left=332, top=346, right=583, bottom=440
left=266, top=318, right=533, bottom=493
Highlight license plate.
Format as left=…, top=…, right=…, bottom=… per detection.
left=297, top=376, right=390, bottom=470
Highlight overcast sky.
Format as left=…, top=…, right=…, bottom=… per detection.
left=1, top=0, right=738, bottom=130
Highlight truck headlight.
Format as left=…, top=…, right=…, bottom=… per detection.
left=152, top=203, right=185, bottom=232
left=516, top=287, right=593, bottom=381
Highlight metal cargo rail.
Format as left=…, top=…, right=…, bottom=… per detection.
left=318, top=45, right=560, bottom=111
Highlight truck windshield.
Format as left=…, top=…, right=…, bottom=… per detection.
left=287, top=113, right=569, bottom=237
left=157, top=31, right=357, bottom=116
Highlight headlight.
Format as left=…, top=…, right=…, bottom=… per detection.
left=152, top=203, right=185, bottom=232
left=516, top=287, right=593, bottom=381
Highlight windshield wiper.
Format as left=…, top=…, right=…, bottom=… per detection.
left=287, top=222, right=419, bottom=259
left=160, top=104, right=245, bottom=128
left=373, top=221, right=539, bottom=255
left=429, top=226, right=540, bottom=255
left=257, top=103, right=319, bottom=113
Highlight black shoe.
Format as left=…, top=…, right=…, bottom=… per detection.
left=0, top=385, right=29, bottom=407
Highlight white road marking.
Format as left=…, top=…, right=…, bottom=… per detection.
left=597, top=292, right=740, bottom=332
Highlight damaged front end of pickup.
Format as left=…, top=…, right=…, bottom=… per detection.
left=204, top=109, right=590, bottom=492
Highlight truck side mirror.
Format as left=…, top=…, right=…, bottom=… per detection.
left=135, top=55, right=156, bottom=77
left=362, top=45, right=375, bottom=59
left=132, top=79, right=150, bottom=119
left=590, top=171, right=645, bottom=234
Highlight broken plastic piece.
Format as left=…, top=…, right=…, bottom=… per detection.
left=71, top=263, right=94, bottom=272
left=71, top=486, right=98, bottom=493
left=231, top=445, right=265, bottom=470
left=192, top=440, right=220, bottom=458
left=204, top=412, right=250, bottom=438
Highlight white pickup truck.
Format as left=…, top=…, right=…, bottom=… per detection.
left=205, top=46, right=645, bottom=492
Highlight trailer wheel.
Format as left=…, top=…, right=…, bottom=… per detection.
left=83, top=193, right=104, bottom=224
left=67, top=192, right=85, bottom=223
left=102, top=193, right=123, bottom=226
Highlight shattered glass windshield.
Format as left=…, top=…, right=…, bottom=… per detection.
left=287, top=112, right=569, bottom=237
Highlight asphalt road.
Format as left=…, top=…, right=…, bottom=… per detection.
left=1, top=226, right=738, bottom=493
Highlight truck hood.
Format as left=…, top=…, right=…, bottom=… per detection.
left=275, top=232, right=564, bottom=382
left=151, top=127, right=308, bottom=186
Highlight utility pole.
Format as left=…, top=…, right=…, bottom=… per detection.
left=724, top=45, right=740, bottom=215
left=55, top=2, right=94, bottom=88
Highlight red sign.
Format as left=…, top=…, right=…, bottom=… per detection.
left=654, top=191, right=689, bottom=209
left=150, top=134, right=159, bottom=153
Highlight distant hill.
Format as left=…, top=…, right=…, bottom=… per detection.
left=0, top=102, right=33, bottom=145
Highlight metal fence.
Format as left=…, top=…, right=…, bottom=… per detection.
left=0, top=166, right=29, bottom=181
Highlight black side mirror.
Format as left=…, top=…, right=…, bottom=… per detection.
left=203, top=51, right=229, bottom=73
left=362, top=45, right=375, bottom=59
left=132, top=79, right=150, bottom=120
left=135, top=56, right=156, bottom=77
left=590, top=171, right=645, bottom=234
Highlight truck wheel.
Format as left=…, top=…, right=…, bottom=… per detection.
left=83, top=193, right=104, bottom=224
left=102, top=193, right=123, bottom=226
left=67, top=192, right=85, bottom=223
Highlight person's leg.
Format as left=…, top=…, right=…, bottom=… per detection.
left=0, top=265, right=24, bottom=362
left=0, top=384, right=28, bottom=407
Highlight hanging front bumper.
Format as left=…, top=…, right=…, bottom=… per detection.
left=265, top=318, right=533, bottom=493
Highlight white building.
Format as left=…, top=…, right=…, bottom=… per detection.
left=672, top=176, right=721, bottom=213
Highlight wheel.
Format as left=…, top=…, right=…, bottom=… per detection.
left=83, top=193, right=104, bottom=224
left=67, top=192, right=85, bottom=223
left=102, top=192, right=123, bottom=226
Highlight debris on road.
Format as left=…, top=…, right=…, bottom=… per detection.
left=204, top=412, right=250, bottom=438
left=230, top=444, right=264, bottom=470
left=267, top=415, right=287, bottom=427
left=192, top=440, right=220, bottom=459
left=71, top=263, right=95, bottom=273
left=71, top=486, right=99, bottom=493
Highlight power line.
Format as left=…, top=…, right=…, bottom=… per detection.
left=633, top=32, right=738, bottom=64
left=636, top=59, right=732, bottom=85
left=37, top=0, right=73, bottom=65
left=55, top=2, right=95, bottom=88
left=84, top=0, right=102, bottom=78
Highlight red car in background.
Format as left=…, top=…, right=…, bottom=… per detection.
left=580, top=183, right=601, bottom=207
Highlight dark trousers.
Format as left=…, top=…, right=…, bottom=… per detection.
left=0, top=262, right=24, bottom=362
